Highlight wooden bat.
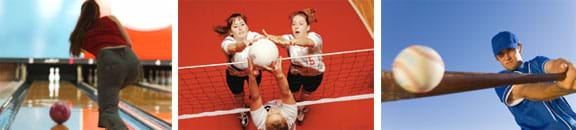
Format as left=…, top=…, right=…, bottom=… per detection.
left=382, top=71, right=566, bottom=102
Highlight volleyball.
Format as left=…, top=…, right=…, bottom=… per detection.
left=249, top=39, right=279, bottom=68
left=392, top=45, right=445, bottom=93
left=232, top=53, right=248, bottom=70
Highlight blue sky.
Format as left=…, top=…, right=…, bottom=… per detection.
left=382, top=0, right=576, bottom=129
left=0, top=0, right=81, bottom=58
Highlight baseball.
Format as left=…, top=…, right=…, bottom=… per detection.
left=392, top=45, right=445, bottom=93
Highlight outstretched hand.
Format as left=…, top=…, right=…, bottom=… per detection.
left=262, top=29, right=290, bottom=46
left=248, top=37, right=264, bottom=46
left=261, top=57, right=284, bottom=78
left=262, top=29, right=270, bottom=37
left=247, top=57, right=259, bottom=77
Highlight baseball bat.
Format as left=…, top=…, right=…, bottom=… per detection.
left=382, top=71, right=566, bottom=102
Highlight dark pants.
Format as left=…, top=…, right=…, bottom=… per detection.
left=226, top=69, right=262, bottom=95
left=287, top=69, right=324, bottom=93
left=96, top=47, right=141, bottom=129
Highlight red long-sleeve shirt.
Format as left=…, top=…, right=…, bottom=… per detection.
left=82, top=17, right=127, bottom=56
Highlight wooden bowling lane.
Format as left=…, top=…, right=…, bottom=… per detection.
left=0, top=81, right=13, bottom=86
left=120, top=85, right=172, bottom=123
left=0, top=81, right=23, bottom=104
left=9, top=81, right=137, bottom=130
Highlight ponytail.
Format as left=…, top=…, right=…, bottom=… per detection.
left=290, top=8, right=318, bottom=25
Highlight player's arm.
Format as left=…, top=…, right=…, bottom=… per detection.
left=262, top=29, right=290, bottom=47
left=247, top=58, right=263, bottom=111
left=290, top=37, right=315, bottom=48
left=226, top=33, right=265, bottom=53
left=107, top=16, right=133, bottom=46
left=292, top=32, right=321, bottom=48
left=509, top=83, right=570, bottom=102
left=508, top=59, right=576, bottom=102
left=225, top=39, right=249, bottom=54
left=264, top=58, right=296, bottom=105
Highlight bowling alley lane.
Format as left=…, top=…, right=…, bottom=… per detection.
left=9, top=81, right=137, bottom=130
left=120, top=85, right=172, bottom=123
left=0, top=81, right=21, bottom=104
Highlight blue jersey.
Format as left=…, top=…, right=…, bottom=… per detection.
left=495, top=56, right=576, bottom=130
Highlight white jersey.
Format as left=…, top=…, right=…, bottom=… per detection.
left=250, top=100, right=297, bottom=130
left=221, top=31, right=263, bottom=76
left=282, top=32, right=325, bottom=76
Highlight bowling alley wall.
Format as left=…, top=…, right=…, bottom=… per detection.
left=0, top=64, right=17, bottom=81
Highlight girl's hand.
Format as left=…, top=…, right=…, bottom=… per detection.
left=261, top=57, right=284, bottom=78
left=247, top=37, right=263, bottom=46
left=263, top=29, right=290, bottom=46
left=247, top=57, right=259, bottom=78
left=262, top=29, right=271, bottom=38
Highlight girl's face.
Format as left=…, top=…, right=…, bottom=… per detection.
left=291, top=15, right=309, bottom=38
left=231, top=17, right=248, bottom=39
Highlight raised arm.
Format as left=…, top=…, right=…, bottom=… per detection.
left=290, top=37, right=315, bottom=48
left=224, top=38, right=249, bottom=54
left=262, top=29, right=290, bottom=47
left=107, top=16, right=133, bottom=46
left=291, top=32, right=321, bottom=48
left=223, top=34, right=264, bottom=54
left=508, top=59, right=576, bottom=103
left=263, top=58, right=296, bottom=105
left=247, top=58, right=263, bottom=111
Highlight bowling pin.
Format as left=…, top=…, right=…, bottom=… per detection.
left=55, top=80, right=60, bottom=97
left=49, top=67, right=54, bottom=82
left=49, top=79, right=54, bottom=98
left=55, top=68, right=60, bottom=81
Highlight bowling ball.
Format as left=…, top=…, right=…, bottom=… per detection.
left=49, top=102, right=71, bottom=124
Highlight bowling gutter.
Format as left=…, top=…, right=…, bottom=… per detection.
left=77, top=82, right=171, bottom=130
left=0, top=80, right=31, bottom=129
left=0, top=81, right=24, bottom=105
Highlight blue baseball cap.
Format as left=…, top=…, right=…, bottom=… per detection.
left=491, top=31, right=519, bottom=56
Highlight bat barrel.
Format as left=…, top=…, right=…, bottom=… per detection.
left=382, top=71, right=566, bottom=102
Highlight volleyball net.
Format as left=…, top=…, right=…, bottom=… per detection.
left=178, top=48, right=374, bottom=119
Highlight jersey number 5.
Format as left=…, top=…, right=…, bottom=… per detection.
left=307, top=57, right=315, bottom=65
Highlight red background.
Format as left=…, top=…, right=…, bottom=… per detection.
left=179, top=0, right=373, bottom=66
left=84, top=27, right=172, bottom=60
left=127, top=28, right=172, bottom=60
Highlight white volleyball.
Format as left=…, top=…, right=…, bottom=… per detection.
left=232, top=53, right=248, bottom=70
left=249, top=39, right=279, bottom=68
